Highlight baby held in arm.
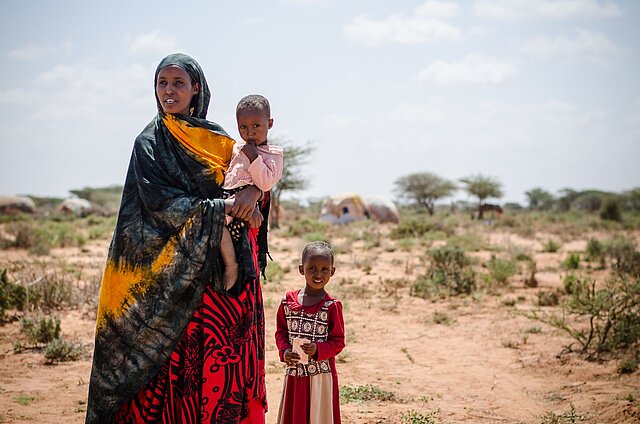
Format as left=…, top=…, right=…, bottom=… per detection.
left=219, top=94, right=284, bottom=289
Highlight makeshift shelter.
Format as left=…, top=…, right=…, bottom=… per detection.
left=364, top=195, right=400, bottom=223
left=57, top=197, right=94, bottom=217
left=319, top=193, right=399, bottom=224
left=0, top=195, right=36, bottom=214
left=319, top=193, right=369, bottom=224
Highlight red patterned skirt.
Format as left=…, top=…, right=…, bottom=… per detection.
left=115, top=229, right=266, bottom=424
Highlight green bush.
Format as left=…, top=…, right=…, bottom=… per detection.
left=390, top=218, right=438, bottom=239
left=285, top=218, right=329, bottom=238
left=339, top=384, right=396, bottom=403
left=600, top=199, right=622, bottom=222
left=411, top=246, right=476, bottom=298
left=585, top=238, right=606, bottom=268
left=542, top=239, right=561, bottom=253
left=44, top=337, right=82, bottom=363
left=606, top=237, right=640, bottom=278
left=400, top=409, right=440, bottom=424
left=0, top=269, right=27, bottom=320
left=531, top=276, right=640, bottom=355
left=617, top=357, right=638, bottom=374
left=20, top=316, right=61, bottom=346
left=561, top=253, right=580, bottom=270
left=487, top=256, right=518, bottom=285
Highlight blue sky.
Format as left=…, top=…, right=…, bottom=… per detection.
left=1, top=0, right=638, bottom=204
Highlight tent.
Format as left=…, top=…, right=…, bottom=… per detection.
left=319, top=193, right=399, bottom=224
left=0, top=195, right=36, bottom=214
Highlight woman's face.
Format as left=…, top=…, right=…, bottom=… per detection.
left=156, top=65, right=199, bottom=116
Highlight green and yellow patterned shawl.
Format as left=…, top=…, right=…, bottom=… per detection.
left=85, top=53, right=256, bottom=422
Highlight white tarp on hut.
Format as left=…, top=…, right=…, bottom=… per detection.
left=0, top=195, right=36, bottom=214
left=57, top=198, right=94, bottom=216
left=319, top=193, right=399, bottom=224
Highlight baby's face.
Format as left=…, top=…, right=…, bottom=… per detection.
left=237, top=110, right=273, bottom=145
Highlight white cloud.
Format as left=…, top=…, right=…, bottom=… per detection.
left=7, top=42, right=73, bottom=61
left=522, top=29, right=623, bottom=63
left=419, top=54, right=518, bottom=84
left=0, top=60, right=153, bottom=121
left=344, top=1, right=463, bottom=46
left=415, top=0, right=461, bottom=18
left=128, top=31, right=177, bottom=54
left=473, top=0, right=621, bottom=21
left=344, top=14, right=461, bottom=46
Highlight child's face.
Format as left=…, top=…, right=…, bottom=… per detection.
left=237, top=110, right=273, bottom=145
left=299, top=253, right=335, bottom=292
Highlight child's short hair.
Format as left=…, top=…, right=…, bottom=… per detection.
left=301, top=241, right=334, bottom=264
left=236, top=94, right=271, bottom=118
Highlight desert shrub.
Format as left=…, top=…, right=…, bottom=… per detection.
left=617, top=357, right=638, bottom=374
left=542, top=239, right=561, bottom=253
left=523, top=260, right=538, bottom=288
left=390, top=218, right=438, bottom=239
left=530, top=276, right=640, bottom=355
left=537, top=291, right=559, bottom=307
left=432, top=311, right=455, bottom=325
left=600, top=199, right=622, bottom=222
left=339, top=384, right=396, bottom=403
left=446, top=232, right=486, bottom=252
left=411, top=246, right=476, bottom=298
left=487, top=256, right=518, bottom=285
left=20, top=316, right=61, bottom=346
left=265, top=261, right=288, bottom=283
left=0, top=268, right=27, bottom=320
left=44, top=337, right=82, bottom=363
left=585, top=238, right=606, bottom=268
left=606, top=237, right=640, bottom=278
left=561, top=253, right=580, bottom=270
left=285, top=218, right=329, bottom=238
left=87, top=215, right=117, bottom=240
left=400, top=409, right=440, bottom=424
left=536, top=404, right=579, bottom=424
left=5, top=219, right=86, bottom=255
left=24, top=269, right=76, bottom=310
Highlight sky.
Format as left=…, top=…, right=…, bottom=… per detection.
left=1, top=0, right=639, bottom=205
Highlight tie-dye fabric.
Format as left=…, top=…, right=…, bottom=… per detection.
left=86, top=53, right=263, bottom=422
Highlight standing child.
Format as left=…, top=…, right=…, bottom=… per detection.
left=275, top=241, right=345, bottom=424
left=220, top=94, right=284, bottom=289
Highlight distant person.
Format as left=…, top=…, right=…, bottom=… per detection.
left=275, top=241, right=345, bottom=424
left=220, top=94, right=284, bottom=289
left=86, top=53, right=267, bottom=423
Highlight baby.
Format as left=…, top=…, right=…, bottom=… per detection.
left=220, top=94, right=284, bottom=289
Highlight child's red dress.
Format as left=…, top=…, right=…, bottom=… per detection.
left=275, top=290, right=345, bottom=424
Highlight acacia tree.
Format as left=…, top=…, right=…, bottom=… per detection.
left=459, top=174, right=503, bottom=219
left=394, top=172, right=456, bottom=215
left=525, top=187, right=555, bottom=210
left=270, top=139, right=313, bottom=228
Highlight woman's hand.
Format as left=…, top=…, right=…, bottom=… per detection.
left=230, top=186, right=261, bottom=221
left=283, top=349, right=300, bottom=367
left=301, top=342, right=317, bottom=357
left=248, top=207, right=263, bottom=228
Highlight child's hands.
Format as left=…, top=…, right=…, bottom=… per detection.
left=248, top=207, right=263, bottom=228
left=283, top=349, right=300, bottom=367
left=241, top=142, right=259, bottom=162
left=301, top=342, right=317, bottom=357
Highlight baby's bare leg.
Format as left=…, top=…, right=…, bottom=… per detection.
left=220, top=225, right=238, bottom=290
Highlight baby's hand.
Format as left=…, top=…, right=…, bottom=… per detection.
left=284, top=349, right=300, bottom=367
left=241, top=142, right=259, bottom=162
left=301, top=342, right=317, bottom=357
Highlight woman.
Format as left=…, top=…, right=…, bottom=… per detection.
left=86, top=53, right=267, bottom=423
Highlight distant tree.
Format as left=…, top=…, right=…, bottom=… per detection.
left=556, top=188, right=579, bottom=212
left=394, top=172, right=456, bottom=215
left=622, top=187, right=640, bottom=212
left=459, top=174, right=503, bottom=219
left=525, top=187, right=555, bottom=210
left=270, top=139, right=314, bottom=228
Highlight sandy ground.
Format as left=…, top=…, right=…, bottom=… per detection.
left=0, top=224, right=639, bottom=423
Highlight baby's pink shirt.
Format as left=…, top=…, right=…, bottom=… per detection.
left=222, top=142, right=284, bottom=192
